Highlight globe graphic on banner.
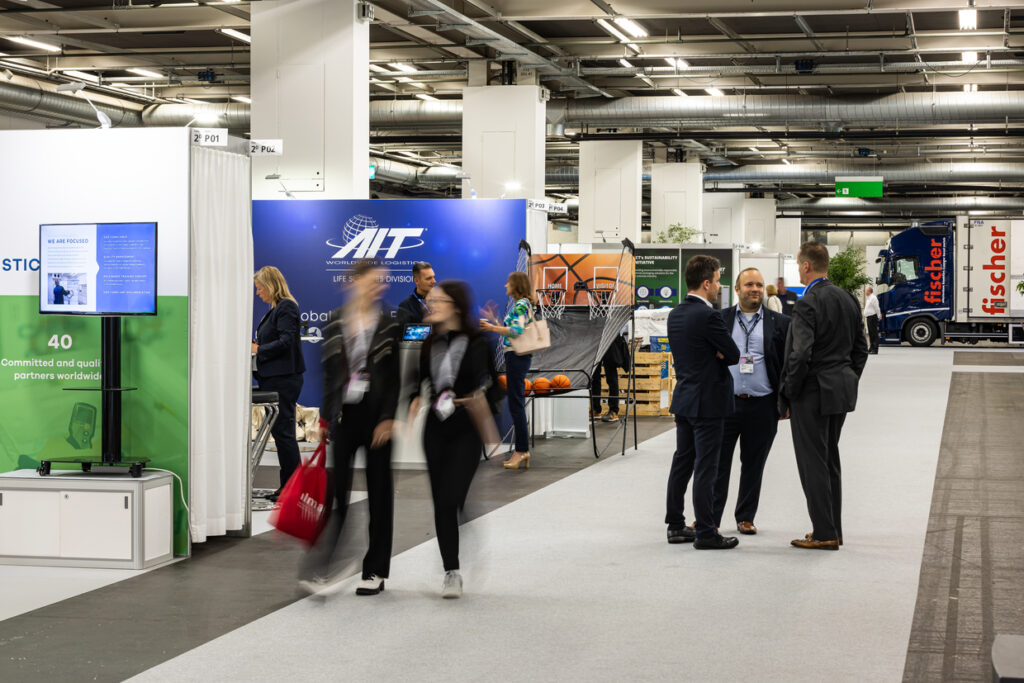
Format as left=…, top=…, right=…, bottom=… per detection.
left=342, top=214, right=379, bottom=245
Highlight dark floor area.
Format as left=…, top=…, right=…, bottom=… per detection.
left=903, top=372, right=1024, bottom=681
left=952, top=351, right=1024, bottom=366
left=0, top=416, right=674, bottom=682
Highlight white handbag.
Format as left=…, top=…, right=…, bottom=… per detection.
left=509, top=309, right=550, bottom=356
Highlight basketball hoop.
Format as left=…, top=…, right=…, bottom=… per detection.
left=588, top=286, right=616, bottom=318
left=537, top=287, right=566, bottom=319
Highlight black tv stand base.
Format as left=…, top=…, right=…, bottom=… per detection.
left=38, top=458, right=151, bottom=478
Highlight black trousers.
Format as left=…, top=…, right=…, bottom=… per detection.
left=303, top=400, right=394, bottom=580
left=713, top=395, right=779, bottom=527
left=866, top=315, right=879, bottom=353
left=504, top=351, right=531, bottom=452
left=257, top=373, right=303, bottom=489
left=424, top=413, right=481, bottom=571
left=790, top=386, right=845, bottom=542
left=665, top=414, right=724, bottom=539
left=590, top=357, right=620, bottom=414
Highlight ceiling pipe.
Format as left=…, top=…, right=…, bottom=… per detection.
left=0, top=79, right=140, bottom=128
left=777, top=197, right=1024, bottom=212
left=705, top=162, right=1024, bottom=184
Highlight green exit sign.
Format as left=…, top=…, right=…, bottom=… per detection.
left=835, top=176, right=883, bottom=197
left=369, top=164, right=376, bottom=180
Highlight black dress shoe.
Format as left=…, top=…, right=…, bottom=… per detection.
left=265, top=487, right=282, bottom=503
left=667, top=527, right=696, bottom=544
left=693, top=534, right=739, bottom=550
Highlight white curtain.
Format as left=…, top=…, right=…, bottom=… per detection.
left=189, top=146, right=252, bottom=542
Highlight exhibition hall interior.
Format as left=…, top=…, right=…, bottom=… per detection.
left=2, top=0, right=1024, bottom=680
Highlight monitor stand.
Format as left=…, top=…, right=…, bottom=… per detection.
left=39, top=317, right=149, bottom=478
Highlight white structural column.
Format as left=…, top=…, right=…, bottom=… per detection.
left=578, top=140, right=642, bottom=244
left=775, top=217, right=801, bottom=256
left=650, top=161, right=703, bottom=240
left=250, top=0, right=369, bottom=200
left=744, top=197, right=776, bottom=249
left=702, top=189, right=744, bottom=244
left=461, top=85, right=545, bottom=200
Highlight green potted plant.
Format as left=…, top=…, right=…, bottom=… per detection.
left=655, top=222, right=699, bottom=244
left=828, top=245, right=872, bottom=294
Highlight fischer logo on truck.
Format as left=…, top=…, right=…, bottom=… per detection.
left=923, top=238, right=945, bottom=305
left=981, top=223, right=1008, bottom=315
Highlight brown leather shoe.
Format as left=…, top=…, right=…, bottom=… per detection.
left=737, top=521, right=757, bottom=535
left=791, top=533, right=839, bottom=550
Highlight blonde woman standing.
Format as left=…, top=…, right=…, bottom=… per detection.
left=765, top=284, right=784, bottom=314
left=480, top=272, right=537, bottom=470
left=252, top=266, right=306, bottom=500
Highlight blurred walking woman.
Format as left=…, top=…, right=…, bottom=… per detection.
left=252, top=266, right=306, bottom=500
left=415, top=281, right=500, bottom=598
left=480, top=272, right=536, bottom=470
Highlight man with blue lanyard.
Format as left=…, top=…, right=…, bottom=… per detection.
left=398, top=261, right=435, bottom=324
left=779, top=242, right=868, bottom=551
left=714, top=268, right=790, bottom=535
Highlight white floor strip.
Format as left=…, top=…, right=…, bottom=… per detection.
left=129, top=348, right=953, bottom=683
left=952, top=365, right=1024, bottom=373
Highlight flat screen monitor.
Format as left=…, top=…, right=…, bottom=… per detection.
left=402, top=324, right=431, bottom=342
left=39, top=222, right=158, bottom=316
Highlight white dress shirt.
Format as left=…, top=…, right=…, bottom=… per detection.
left=863, top=293, right=880, bottom=318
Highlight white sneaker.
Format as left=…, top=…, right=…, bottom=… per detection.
left=298, top=576, right=328, bottom=595
left=441, top=570, right=462, bottom=599
left=355, top=575, right=385, bottom=596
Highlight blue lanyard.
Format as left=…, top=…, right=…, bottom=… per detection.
left=803, top=277, right=826, bottom=295
left=736, top=311, right=761, bottom=354
left=414, top=290, right=430, bottom=313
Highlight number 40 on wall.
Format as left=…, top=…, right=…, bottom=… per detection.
left=48, top=334, right=73, bottom=350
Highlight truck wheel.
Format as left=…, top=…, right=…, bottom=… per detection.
left=906, top=318, right=937, bottom=347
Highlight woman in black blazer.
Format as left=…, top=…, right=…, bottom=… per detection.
left=413, top=280, right=502, bottom=599
left=253, top=266, right=306, bottom=499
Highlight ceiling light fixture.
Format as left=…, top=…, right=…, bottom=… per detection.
left=6, top=36, right=61, bottom=53
left=63, top=70, right=99, bottom=83
left=671, top=88, right=687, bottom=97
left=962, top=51, right=978, bottom=63
left=959, top=8, right=977, bottom=31
left=231, top=95, right=251, bottom=103
left=218, top=28, right=251, bottom=44
left=705, top=87, right=724, bottom=96
left=128, top=67, right=163, bottom=79
left=963, top=83, right=978, bottom=92
left=627, top=43, right=641, bottom=53
left=415, top=93, right=437, bottom=101
left=619, top=58, right=633, bottom=68
left=664, top=57, right=690, bottom=69
left=748, top=146, right=759, bottom=153
left=369, top=64, right=390, bottom=73
left=182, top=98, right=204, bottom=104
left=388, top=62, right=418, bottom=73
left=613, top=17, right=648, bottom=38
left=596, top=19, right=630, bottom=43
left=781, top=158, right=791, bottom=165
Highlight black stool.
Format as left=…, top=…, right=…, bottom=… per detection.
left=250, top=389, right=280, bottom=511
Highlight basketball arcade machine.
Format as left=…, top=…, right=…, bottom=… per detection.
left=521, top=240, right=639, bottom=459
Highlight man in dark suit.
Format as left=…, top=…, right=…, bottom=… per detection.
left=665, top=255, right=742, bottom=550
left=714, top=268, right=790, bottom=535
left=301, top=260, right=402, bottom=595
left=776, top=277, right=799, bottom=317
left=780, top=242, right=869, bottom=551
left=397, top=261, right=435, bottom=324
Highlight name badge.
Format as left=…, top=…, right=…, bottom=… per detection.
left=740, top=357, right=755, bottom=374
left=433, top=389, right=456, bottom=421
left=344, top=373, right=370, bottom=404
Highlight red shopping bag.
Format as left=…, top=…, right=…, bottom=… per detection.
left=270, top=439, right=330, bottom=546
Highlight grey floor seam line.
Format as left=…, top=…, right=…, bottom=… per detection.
left=0, top=419, right=675, bottom=682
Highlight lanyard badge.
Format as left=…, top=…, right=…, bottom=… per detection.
left=344, top=371, right=370, bottom=404
left=433, top=389, right=456, bottom=421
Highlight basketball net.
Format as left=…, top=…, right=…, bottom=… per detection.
left=588, top=287, right=615, bottom=319
left=538, top=287, right=566, bottom=319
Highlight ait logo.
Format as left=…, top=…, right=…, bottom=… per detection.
left=325, top=214, right=425, bottom=259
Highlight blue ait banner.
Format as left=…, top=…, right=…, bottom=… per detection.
left=252, top=199, right=528, bottom=407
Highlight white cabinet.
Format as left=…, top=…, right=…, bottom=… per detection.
left=0, top=490, right=61, bottom=557
left=0, top=470, right=173, bottom=569
left=60, top=491, right=133, bottom=560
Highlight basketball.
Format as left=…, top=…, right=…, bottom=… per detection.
left=498, top=374, right=507, bottom=391
left=551, top=375, right=571, bottom=389
left=532, top=377, right=551, bottom=395
left=523, top=378, right=532, bottom=395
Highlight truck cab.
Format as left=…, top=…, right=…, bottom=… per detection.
left=875, top=222, right=954, bottom=346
